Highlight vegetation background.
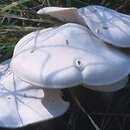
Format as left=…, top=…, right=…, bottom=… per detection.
left=0, top=0, right=130, bottom=130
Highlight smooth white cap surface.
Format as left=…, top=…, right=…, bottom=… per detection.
left=13, top=23, right=92, bottom=55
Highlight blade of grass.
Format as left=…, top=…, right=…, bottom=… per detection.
left=0, top=0, right=31, bottom=13
left=73, top=0, right=89, bottom=6
left=0, top=47, right=14, bottom=62
left=101, top=0, right=109, bottom=6
left=115, top=117, right=123, bottom=130
left=100, top=95, right=113, bottom=129
left=102, top=89, right=128, bottom=129
left=0, top=12, right=60, bottom=24
left=70, top=89, right=100, bottom=130
left=66, top=0, right=72, bottom=7
left=116, top=0, right=130, bottom=11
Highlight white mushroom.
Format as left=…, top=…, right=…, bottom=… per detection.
left=79, top=5, right=130, bottom=48
left=37, top=6, right=130, bottom=48
left=10, top=23, right=130, bottom=91
left=37, top=7, right=86, bottom=26
left=0, top=59, right=69, bottom=128
left=13, top=23, right=91, bottom=56
left=1, top=4, right=130, bottom=129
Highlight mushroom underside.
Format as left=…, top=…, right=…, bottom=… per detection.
left=37, top=7, right=87, bottom=26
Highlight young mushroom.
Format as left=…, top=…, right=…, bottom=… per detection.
left=37, top=7, right=86, bottom=26
left=0, top=59, right=69, bottom=128
left=37, top=5, right=130, bottom=48
left=10, top=23, right=130, bottom=91
left=79, top=5, right=130, bottom=48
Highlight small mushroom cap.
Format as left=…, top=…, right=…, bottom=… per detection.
left=79, top=5, right=130, bottom=48
left=0, top=67, right=69, bottom=128
left=11, top=46, right=130, bottom=88
left=37, top=7, right=86, bottom=26
left=83, top=76, right=129, bottom=92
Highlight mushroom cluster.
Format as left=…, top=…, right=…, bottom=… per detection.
left=0, top=5, right=130, bottom=128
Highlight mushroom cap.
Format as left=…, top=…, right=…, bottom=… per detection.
left=0, top=60, right=69, bottom=128
left=11, top=46, right=130, bottom=88
left=79, top=5, right=130, bottom=48
left=13, top=23, right=108, bottom=56
left=37, top=7, right=86, bottom=26
left=83, top=76, right=129, bottom=92
left=13, top=23, right=130, bottom=57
